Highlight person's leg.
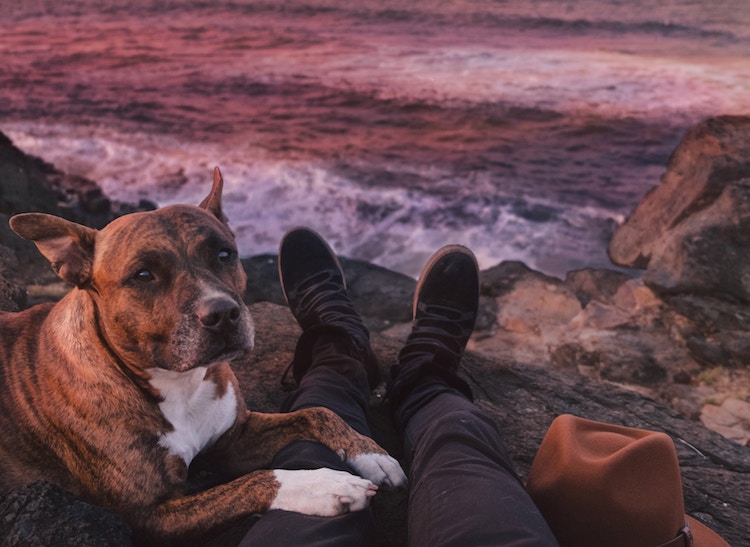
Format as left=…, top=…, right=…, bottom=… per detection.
left=240, top=228, right=381, bottom=547
left=388, top=246, right=559, bottom=547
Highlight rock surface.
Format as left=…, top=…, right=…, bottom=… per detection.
left=609, top=115, right=750, bottom=300
left=0, top=481, right=132, bottom=547
left=2, top=119, right=750, bottom=546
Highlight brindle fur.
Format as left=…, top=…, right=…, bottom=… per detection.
left=0, top=168, right=404, bottom=545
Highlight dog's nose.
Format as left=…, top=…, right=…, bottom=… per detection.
left=197, top=296, right=241, bottom=333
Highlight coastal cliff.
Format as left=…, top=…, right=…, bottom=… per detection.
left=1, top=118, right=748, bottom=545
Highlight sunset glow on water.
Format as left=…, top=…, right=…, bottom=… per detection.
left=2, top=0, right=749, bottom=276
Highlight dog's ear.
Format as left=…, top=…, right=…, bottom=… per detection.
left=9, top=213, right=97, bottom=288
left=199, top=166, right=228, bottom=223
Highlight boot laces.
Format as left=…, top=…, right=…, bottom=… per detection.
left=399, top=302, right=475, bottom=364
left=288, top=270, right=364, bottom=335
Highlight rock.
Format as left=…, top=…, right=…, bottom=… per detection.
left=700, top=402, right=750, bottom=446
left=0, top=131, right=156, bottom=286
left=0, top=244, right=27, bottom=311
left=0, top=481, right=132, bottom=546
left=0, top=133, right=59, bottom=215
left=471, top=261, right=582, bottom=364
left=609, top=115, right=750, bottom=270
left=644, top=178, right=750, bottom=301
left=563, top=268, right=632, bottom=307
left=480, top=260, right=561, bottom=299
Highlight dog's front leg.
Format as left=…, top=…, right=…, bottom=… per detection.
left=133, top=466, right=376, bottom=545
left=209, top=407, right=407, bottom=488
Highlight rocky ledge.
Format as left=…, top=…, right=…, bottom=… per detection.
left=1, top=117, right=749, bottom=545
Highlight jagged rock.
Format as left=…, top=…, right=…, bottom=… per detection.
left=0, top=481, right=132, bottom=546
left=609, top=115, right=750, bottom=271
left=0, top=244, right=27, bottom=311
left=644, top=178, right=750, bottom=301
left=0, top=131, right=156, bottom=286
left=563, top=268, right=632, bottom=307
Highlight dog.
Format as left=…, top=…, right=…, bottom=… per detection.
left=0, top=167, right=406, bottom=544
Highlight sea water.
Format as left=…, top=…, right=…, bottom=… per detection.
left=2, top=0, right=749, bottom=277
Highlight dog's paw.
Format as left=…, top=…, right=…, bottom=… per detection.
left=347, top=453, right=408, bottom=488
left=270, top=468, right=377, bottom=516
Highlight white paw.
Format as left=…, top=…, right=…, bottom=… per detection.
left=348, top=453, right=408, bottom=488
left=270, top=468, right=377, bottom=516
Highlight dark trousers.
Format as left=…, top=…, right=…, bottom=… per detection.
left=239, top=340, right=558, bottom=546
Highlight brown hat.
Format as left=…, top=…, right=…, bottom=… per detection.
left=526, top=415, right=730, bottom=547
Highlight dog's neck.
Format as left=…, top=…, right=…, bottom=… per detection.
left=48, top=289, right=160, bottom=399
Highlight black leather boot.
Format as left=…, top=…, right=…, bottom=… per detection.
left=387, top=245, right=479, bottom=406
left=278, top=227, right=380, bottom=389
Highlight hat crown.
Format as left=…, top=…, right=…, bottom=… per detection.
left=527, top=415, right=686, bottom=547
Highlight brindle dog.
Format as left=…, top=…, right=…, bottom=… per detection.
left=0, top=168, right=405, bottom=544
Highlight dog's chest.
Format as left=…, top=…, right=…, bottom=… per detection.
left=147, top=367, right=237, bottom=466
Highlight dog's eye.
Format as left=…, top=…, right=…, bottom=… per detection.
left=217, top=249, right=234, bottom=264
left=134, top=269, right=155, bottom=282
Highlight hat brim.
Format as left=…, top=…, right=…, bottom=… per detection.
left=687, top=515, right=730, bottom=547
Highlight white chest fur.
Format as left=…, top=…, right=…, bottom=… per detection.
left=147, top=366, right=237, bottom=466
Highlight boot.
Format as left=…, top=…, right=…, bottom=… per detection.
left=278, top=227, right=380, bottom=388
left=387, top=245, right=479, bottom=406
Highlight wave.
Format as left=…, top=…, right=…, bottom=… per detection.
left=18, top=0, right=747, bottom=46
left=3, top=123, right=628, bottom=277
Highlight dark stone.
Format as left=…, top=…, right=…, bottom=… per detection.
left=0, top=481, right=132, bottom=546
left=0, top=244, right=27, bottom=311
left=480, top=260, right=562, bottom=298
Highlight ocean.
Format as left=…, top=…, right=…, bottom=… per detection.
left=2, top=0, right=749, bottom=277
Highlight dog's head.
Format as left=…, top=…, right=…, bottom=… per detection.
left=10, top=167, right=255, bottom=372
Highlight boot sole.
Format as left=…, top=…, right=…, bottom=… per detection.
left=412, top=244, right=479, bottom=320
left=278, top=226, right=347, bottom=307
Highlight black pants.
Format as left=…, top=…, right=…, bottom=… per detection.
left=239, top=340, right=558, bottom=546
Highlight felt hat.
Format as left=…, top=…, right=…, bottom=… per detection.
left=526, top=414, right=730, bottom=547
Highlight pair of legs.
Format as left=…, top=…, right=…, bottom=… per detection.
left=240, top=229, right=558, bottom=546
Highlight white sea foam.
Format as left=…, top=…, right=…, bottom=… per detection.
left=5, top=123, right=624, bottom=278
